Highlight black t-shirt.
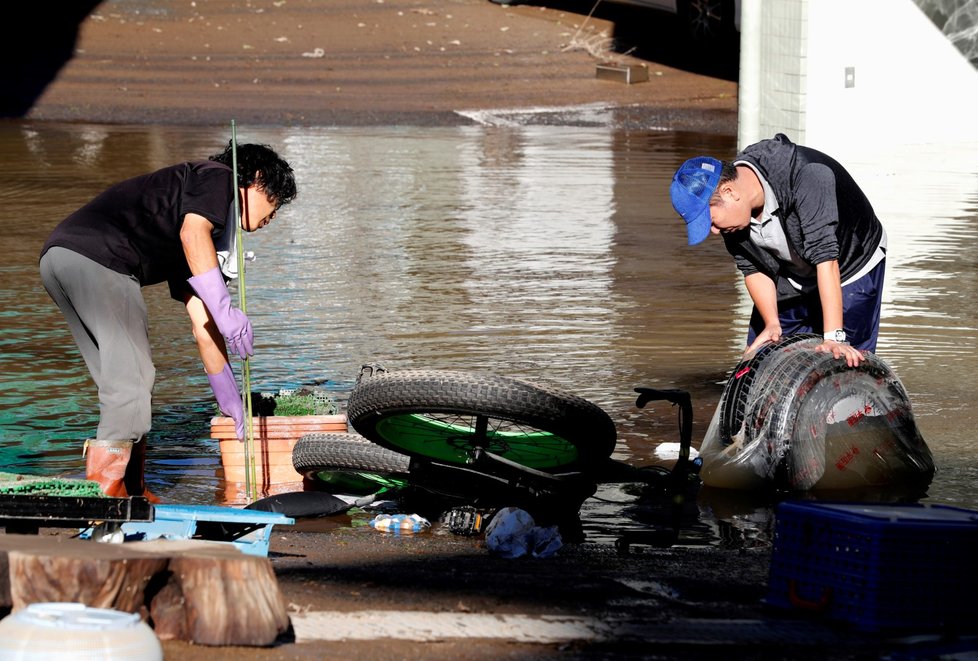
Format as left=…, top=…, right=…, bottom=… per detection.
left=41, top=160, right=234, bottom=295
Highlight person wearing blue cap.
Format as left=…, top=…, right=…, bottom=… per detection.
left=670, top=133, right=886, bottom=366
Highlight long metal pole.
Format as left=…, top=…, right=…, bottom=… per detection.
left=230, top=120, right=258, bottom=502
left=737, top=0, right=762, bottom=151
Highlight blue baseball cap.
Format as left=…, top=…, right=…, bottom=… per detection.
left=670, top=156, right=722, bottom=245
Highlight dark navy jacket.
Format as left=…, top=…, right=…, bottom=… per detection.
left=723, top=133, right=883, bottom=301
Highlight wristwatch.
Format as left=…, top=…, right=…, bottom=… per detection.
left=823, top=329, right=847, bottom=343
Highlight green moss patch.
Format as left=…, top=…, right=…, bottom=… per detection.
left=250, top=387, right=339, bottom=416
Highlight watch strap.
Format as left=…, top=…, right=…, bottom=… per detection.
left=823, top=329, right=846, bottom=342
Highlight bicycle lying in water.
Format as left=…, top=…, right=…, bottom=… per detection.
left=290, top=364, right=700, bottom=548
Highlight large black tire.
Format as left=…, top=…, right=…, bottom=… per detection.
left=347, top=369, right=617, bottom=471
left=718, top=334, right=816, bottom=445
left=709, top=335, right=934, bottom=490
left=292, top=432, right=411, bottom=494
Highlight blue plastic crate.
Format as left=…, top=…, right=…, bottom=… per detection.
left=767, top=501, right=978, bottom=632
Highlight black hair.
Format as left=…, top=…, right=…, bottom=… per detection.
left=709, top=160, right=740, bottom=204
left=718, top=160, right=739, bottom=185
left=209, top=141, right=297, bottom=207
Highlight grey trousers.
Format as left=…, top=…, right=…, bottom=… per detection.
left=40, top=247, right=155, bottom=441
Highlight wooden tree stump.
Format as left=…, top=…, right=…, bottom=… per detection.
left=152, top=543, right=291, bottom=646
left=0, top=535, right=290, bottom=647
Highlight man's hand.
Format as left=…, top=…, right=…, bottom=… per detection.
left=745, top=323, right=782, bottom=356
left=815, top=340, right=865, bottom=367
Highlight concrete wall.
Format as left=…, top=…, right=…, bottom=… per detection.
left=737, top=0, right=978, bottom=155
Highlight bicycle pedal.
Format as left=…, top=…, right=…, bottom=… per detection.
left=445, top=506, right=489, bottom=536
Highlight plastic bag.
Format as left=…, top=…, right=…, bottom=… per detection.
left=484, top=507, right=562, bottom=558
left=699, top=336, right=935, bottom=491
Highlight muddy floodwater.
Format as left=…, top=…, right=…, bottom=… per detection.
left=2, top=117, right=976, bottom=546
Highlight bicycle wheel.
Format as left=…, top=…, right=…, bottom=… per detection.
left=347, top=369, right=617, bottom=471
left=292, top=432, right=410, bottom=495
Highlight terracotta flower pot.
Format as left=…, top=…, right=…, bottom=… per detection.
left=211, top=414, right=348, bottom=488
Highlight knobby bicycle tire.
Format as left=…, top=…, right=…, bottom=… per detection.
left=293, top=431, right=595, bottom=512
left=292, top=432, right=411, bottom=494
left=347, top=369, right=617, bottom=471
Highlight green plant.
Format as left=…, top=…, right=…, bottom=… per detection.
left=272, top=393, right=334, bottom=416
left=218, top=387, right=339, bottom=416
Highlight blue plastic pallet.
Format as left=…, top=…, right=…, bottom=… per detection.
left=82, top=504, right=294, bottom=557
left=767, top=501, right=978, bottom=633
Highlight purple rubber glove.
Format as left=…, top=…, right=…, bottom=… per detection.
left=188, top=266, right=254, bottom=359
left=209, top=363, right=245, bottom=441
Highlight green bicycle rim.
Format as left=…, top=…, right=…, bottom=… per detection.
left=313, top=470, right=407, bottom=495
left=374, top=413, right=580, bottom=468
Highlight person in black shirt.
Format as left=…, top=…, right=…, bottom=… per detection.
left=40, top=142, right=297, bottom=500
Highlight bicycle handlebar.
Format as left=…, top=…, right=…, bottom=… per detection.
left=633, top=387, right=693, bottom=474
left=634, top=387, right=690, bottom=410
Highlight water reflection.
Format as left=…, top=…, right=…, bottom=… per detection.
left=1, top=120, right=976, bottom=545
left=840, top=143, right=978, bottom=505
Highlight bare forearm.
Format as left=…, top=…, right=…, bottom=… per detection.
left=815, top=260, right=844, bottom=332
left=185, top=295, right=229, bottom=374
left=745, top=272, right=778, bottom=325
left=180, top=213, right=220, bottom=275
left=814, top=259, right=865, bottom=365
